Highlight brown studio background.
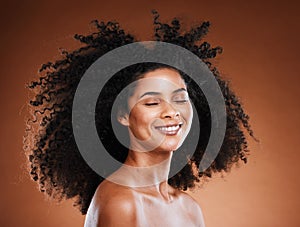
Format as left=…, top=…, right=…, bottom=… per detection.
left=1, top=0, right=299, bottom=226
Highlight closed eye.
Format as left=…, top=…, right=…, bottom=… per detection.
left=172, top=92, right=189, bottom=104
left=173, top=99, right=189, bottom=104
left=174, top=100, right=188, bottom=103
left=144, top=102, right=160, bottom=106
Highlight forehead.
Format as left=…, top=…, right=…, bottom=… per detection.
left=133, top=68, right=186, bottom=94
left=143, top=68, right=185, bottom=85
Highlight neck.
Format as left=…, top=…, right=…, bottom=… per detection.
left=107, top=149, right=173, bottom=199
left=125, top=149, right=172, bottom=184
left=125, top=150, right=173, bottom=201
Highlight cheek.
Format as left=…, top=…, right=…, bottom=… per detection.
left=129, top=107, right=158, bottom=127
left=180, top=104, right=193, bottom=122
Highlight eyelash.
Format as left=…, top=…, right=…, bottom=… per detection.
left=174, top=100, right=188, bottom=104
left=145, top=102, right=159, bottom=106
left=144, top=100, right=188, bottom=106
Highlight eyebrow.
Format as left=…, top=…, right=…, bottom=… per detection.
left=139, top=88, right=187, bottom=98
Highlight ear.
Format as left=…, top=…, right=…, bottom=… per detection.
left=117, top=110, right=129, bottom=126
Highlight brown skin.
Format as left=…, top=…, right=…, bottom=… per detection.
left=86, top=180, right=205, bottom=227
left=84, top=69, right=205, bottom=226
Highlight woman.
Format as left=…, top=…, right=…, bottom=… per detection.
left=85, top=64, right=203, bottom=226
left=24, top=11, right=256, bottom=226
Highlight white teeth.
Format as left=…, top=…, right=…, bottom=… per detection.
left=157, top=125, right=180, bottom=132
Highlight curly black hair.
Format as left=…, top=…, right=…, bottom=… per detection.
left=24, top=10, right=257, bottom=215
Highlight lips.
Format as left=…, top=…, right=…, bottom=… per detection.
left=154, top=123, right=183, bottom=135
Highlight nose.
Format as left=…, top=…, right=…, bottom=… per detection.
left=160, top=101, right=180, bottom=119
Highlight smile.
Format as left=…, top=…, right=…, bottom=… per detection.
left=154, top=123, right=182, bottom=135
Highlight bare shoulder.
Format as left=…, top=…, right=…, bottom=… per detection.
left=178, top=190, right=202, bottom=210
left=85, top=180, right=138, bottom=227
left=176, top=190, right=206, bottom=227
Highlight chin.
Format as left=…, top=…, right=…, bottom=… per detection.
left=158, top=139, right=181, bottom=152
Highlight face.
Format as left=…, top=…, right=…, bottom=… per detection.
left=118, top=68, right=193, bottom=153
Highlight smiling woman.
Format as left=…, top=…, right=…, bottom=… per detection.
left=86, top=66, right=204, bottom=226
left=24, top=11, right=256, bottom=227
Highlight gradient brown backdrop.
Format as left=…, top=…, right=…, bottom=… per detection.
left=1, top=0, right=299, bottom=226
